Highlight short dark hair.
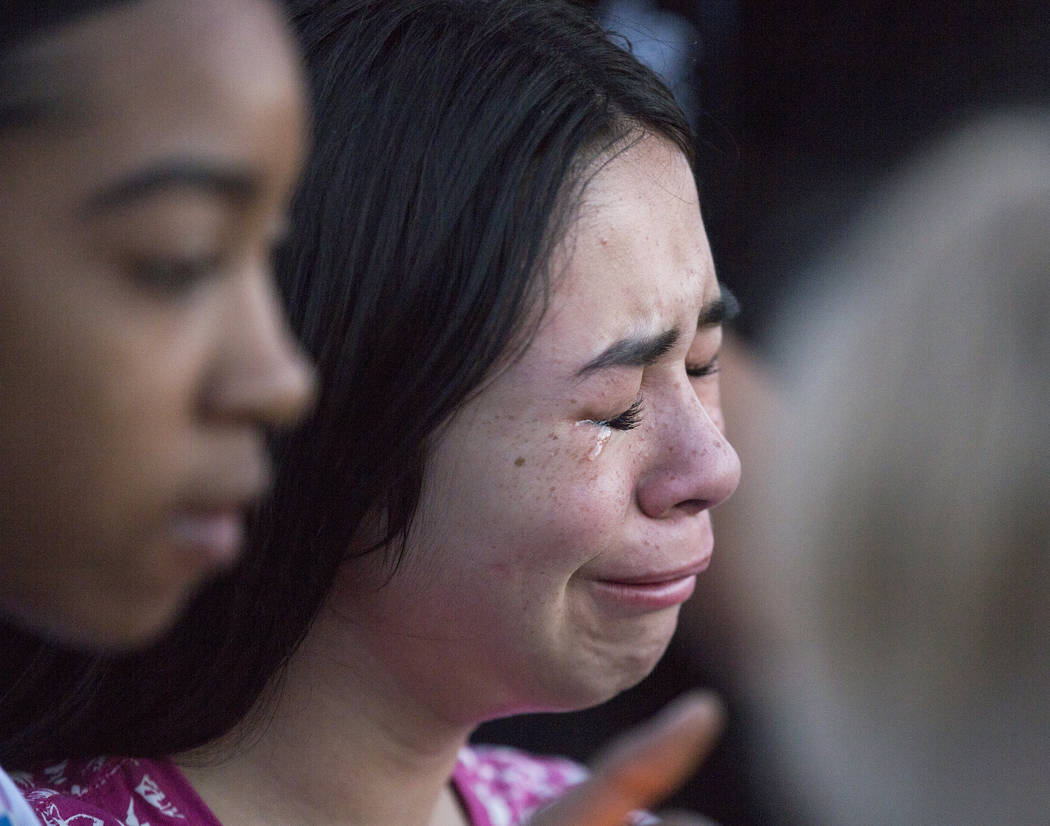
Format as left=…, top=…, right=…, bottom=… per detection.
left=0, top=0, right=694, bottom=765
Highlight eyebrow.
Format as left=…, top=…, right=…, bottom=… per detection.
left=698, top=285, right=740, bottom=328
left=575, top=283, right=740, bottom=378
left=576, top=327, right=679, bottom=377
left=81, top=160, right=260, bottom=216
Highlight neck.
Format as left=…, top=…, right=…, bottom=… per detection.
left=177, top=605, right=474, bottom=826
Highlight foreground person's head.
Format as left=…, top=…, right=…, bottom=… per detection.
left=272, top=0, right=740, bottom=720
left=0, top=0, right=315, bottom=647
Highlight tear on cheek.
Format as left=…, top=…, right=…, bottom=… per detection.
left=575, top=420, right=612, bottom=460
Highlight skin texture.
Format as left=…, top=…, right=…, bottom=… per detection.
left=0, top=0, right=314, bottom=647
left=181, top=134, right=739, bottom=826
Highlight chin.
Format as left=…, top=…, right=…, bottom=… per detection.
left=602, top=626, right=678, bottom=696
left=63, top=588, right=188, bottom=652
left=533, top=638, right=674, bottom=714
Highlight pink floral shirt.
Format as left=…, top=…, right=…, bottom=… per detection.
left=13, top=746, right=588, bottom=826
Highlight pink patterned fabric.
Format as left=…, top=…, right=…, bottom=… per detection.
left=13, top=746, right=587, bottom=826
left=13, top=757, right=218, bottom=826
left=454, top=745, right=588, bottom=825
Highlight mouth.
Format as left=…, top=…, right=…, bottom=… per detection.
left=170, top=456, right=271, bottom=570
left=170, top=506, right=246, bottom=569
left=586, top=557, right=712, bottom=613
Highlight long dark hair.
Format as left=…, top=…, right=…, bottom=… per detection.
left=0, top=0, right=694, bottom=766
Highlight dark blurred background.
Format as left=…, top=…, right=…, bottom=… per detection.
left=473, top=3, right=1050, bottom=823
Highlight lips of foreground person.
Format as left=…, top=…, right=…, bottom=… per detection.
left=586, top=555, right=712, bottom=613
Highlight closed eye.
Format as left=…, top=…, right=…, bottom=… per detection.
left=686, top=355, right=720, bottom=379
left=129, top=254, right=221, bottom=295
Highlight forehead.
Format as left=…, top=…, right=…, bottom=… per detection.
left=539, top=136, right=717, bottom=353
left=2, top=0, right=303, bottom=185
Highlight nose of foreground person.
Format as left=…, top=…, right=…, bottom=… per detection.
left=636, top=384, right=741, bottom=520
left=205, top=270, right=316, bottom=427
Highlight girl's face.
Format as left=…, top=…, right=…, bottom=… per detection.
left=0, top=0, right=313, bottom=646
left=342, top=136, right=740, bottom=719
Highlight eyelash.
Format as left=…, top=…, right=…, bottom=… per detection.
left=600, top=397, right=645, bottom=431
left=686, top=355, right=720, bottom=378
left=130, top=255, right=220, bottom=296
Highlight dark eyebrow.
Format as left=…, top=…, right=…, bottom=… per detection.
left=697, top=284, right=740, bottom=329
left=575, top=284, right=740, bottom=379
left=81, top=160, right=260, bottom=216
left=576, top=327, right=680, bottom=377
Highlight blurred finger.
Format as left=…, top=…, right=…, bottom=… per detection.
left=527, top=691, right=726, bottom=826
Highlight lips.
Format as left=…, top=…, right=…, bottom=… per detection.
left=586, top=556, right=712, bottom=613
left=598, top=557, right=713, bottom=587
left=171, top=451, right=271, bottom=569
left=171, top=508, right=245, bottom=566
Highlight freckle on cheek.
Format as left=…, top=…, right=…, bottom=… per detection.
left=514, top=456, right=525, bottom=467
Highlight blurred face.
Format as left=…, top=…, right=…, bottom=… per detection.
left=0, top=0, right=313, bottom=646
left=341, top=136, right=740, bottom=719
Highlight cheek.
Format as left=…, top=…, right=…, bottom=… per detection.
left=515, top=426, right=607, bottom=499
left=54, top=311, right=208, bottom=536
left=709, top=400, right=727, bottom=435
left=421, top=418, right=633, bottom=578
left=692, top=379, right=727, bottom=434
left=498, top=427, right=633, bottom=564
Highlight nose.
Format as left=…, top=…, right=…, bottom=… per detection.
left=203, top=266, right=317, bottom=428
left=636, top=381, right=741, bottom=519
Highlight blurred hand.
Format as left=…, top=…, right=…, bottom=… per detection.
left=527, top=691, right=725, bottom=826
